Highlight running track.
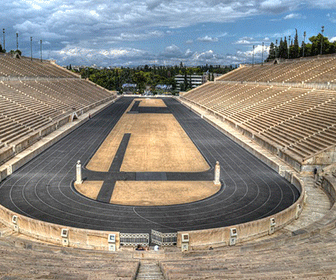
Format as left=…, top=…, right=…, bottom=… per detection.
left=0, top=97, right=300, bottom=233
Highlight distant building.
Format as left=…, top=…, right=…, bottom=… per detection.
left=175, top=73, right=223, bottom=91
left=155, top=84, right=173, bottom=95
left=156, top=84, right=172, bottom=90
left=122, top=83, right=137, bottom=94
left=175, top=74, right=203, bottom=91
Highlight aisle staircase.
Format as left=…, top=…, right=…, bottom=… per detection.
left=136, top=261, right=165, bottom=280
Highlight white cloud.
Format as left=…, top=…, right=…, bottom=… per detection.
left=110, top=31, right=164, bottom=42
left=330, top=37, right=336, bottom=43
left=235, top=39, right=251, bottom=44
left=235, top=37, right=253, bottom=44
left=1, top=0, right=335, bottom=66
left=284, top=13, right=306, bottom=19
left=14, top=20, right=65, bottom=39
left=327, top=12, right=336, bottom=23
left=260, top=0, right=296, bottom=13
left=272, top=29, right=295, bottom=39
left=185, top=49, right=193, bottom=57
left=161, top=44, right=184, bottom=58
left=52, top=45, right=149, bottom=66
left=242, top=44, right=270, bottom=57
left=51, top=43, right=244, bottom=66
left=197, top=36, right=219, bottom=42
left=310, top=0, right=336, bottom=9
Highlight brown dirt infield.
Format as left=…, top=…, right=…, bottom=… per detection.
left=137, top=98, right=167, bottom=107
left=110, top=181, right=220, bottom=206
left=83, top=98, right=215, bottom=206
left=74, top=181, right=104, bottom=200
left=86, top=100, right=209, bottom=172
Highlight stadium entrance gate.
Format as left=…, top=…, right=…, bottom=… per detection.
left=119, top=230, right=177, bottom=247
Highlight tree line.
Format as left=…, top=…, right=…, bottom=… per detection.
left=267, top=29, right=336, bottom=61
left=0, top=44, right=20, bottom=54
left=74, top=64, right=234, bottom=94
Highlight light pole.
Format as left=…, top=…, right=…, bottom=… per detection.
left=2, top=29, right=5, bottom=52
left=320, top=26, right=324, bottom=55
left=288, top=35, right=291, bottom=59
left=40, top=39, right=42, bottom=62
left=30, top=37, right=33, bottom=61
left=275, top=39, right=278, bottom=58
left=16, top=32, right=18, bottom=51
left=252, top=45, right=255, bottom=66
left=303, top=31, right=306, bottom=57
left=262, top=42, right=264, bottom=65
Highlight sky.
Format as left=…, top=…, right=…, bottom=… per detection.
left=0, top=0, right=336, bottom=67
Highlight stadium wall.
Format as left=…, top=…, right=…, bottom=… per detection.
left=321, top=175, right=336, bottom=205
left=176, top=173, right=305, bottom=248
left=0, top=203, right=120, bottom=250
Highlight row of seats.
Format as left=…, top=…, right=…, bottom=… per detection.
left=183, top=82, right=336, bottom=160
left=217, top=55, right=336, bottom=84
left=0, top=234, right=139, bottom=279
left=160, top=229, right=336, bottom=279
left=0, top=54, right=78, bottom=78
left=0, top=79, right=112, bottom=146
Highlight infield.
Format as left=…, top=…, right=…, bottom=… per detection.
left=86, top=99, right=210, bottom=173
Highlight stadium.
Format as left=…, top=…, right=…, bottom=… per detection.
left=0, top=50, right=336, bottom=279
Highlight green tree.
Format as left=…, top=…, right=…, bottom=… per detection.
left=278, top=38, right=288, bottom=58
left=133, top=71, right=146, bottom=94
left=292, top=29, right=300, bottom=58
left=267, top=42, right=276, bottom=60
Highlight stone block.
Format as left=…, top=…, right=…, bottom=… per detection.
left=0, top=146, right=14, bottom=166
left=12, top=132, right=40, bottom=154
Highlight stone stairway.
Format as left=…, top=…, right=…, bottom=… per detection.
left=136, top=261, right=165, bottom=280
left=315, top=176, right=324, bottom=188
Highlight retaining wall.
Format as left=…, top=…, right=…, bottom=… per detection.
left=321, top=175, right=336, bottom=206
left=177, top=174, right=305, bottom=248
left=0, top=203, right=119, bottom=250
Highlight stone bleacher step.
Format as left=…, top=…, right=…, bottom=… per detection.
left=136, top=262, right=164, bottom=280
left=0, top=123, right=21, bottom=134
left=1, top=127, right=30, bottom=143
left=287, top=144, right=312, bottom=157
left=305, top=136, right=331, bottom=148
left=0, top=125, right=26, bottom=139
left=315, top=177, right=323, bottom=188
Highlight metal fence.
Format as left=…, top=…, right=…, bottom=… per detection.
left=120, top=233, right=150, bottom=247
left=151, top=229, right=177, bottom=246
left=120, top=230, right=177, bottom=247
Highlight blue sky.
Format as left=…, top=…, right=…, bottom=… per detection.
left=1, top=0, right=335, bottom=67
